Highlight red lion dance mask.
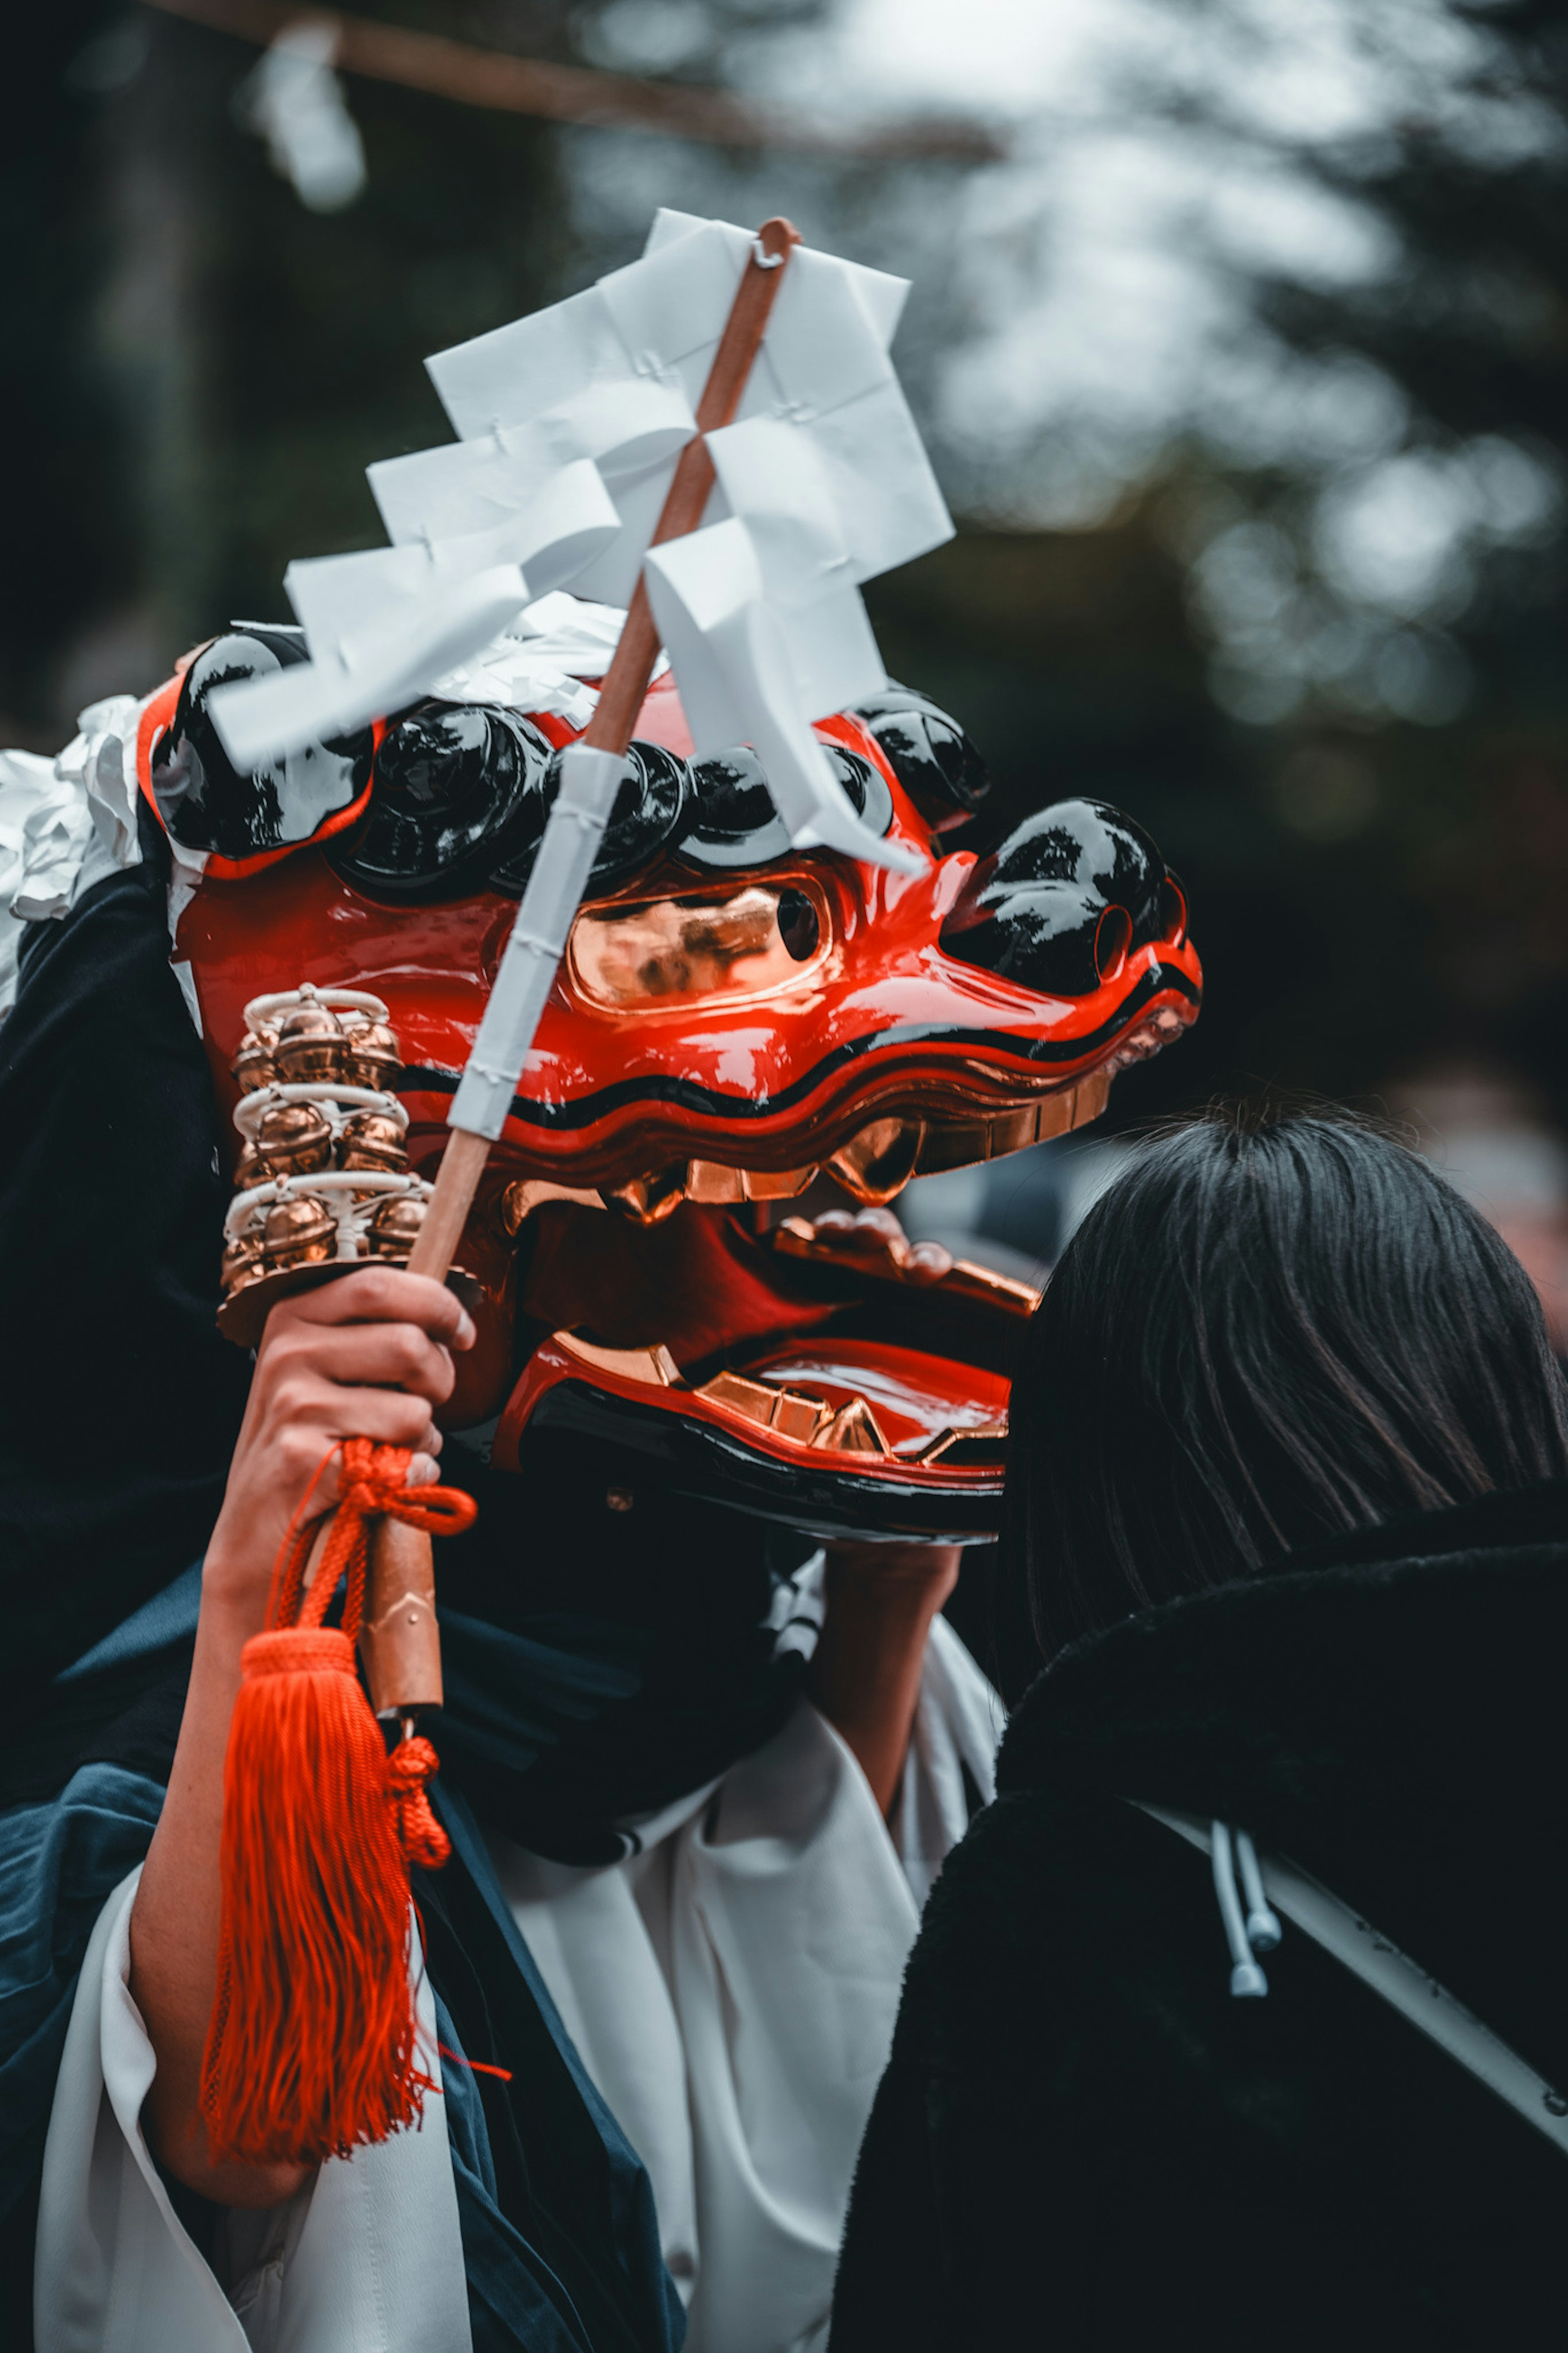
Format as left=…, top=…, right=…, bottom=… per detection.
left=145, top=624, right=1200, bottom=1541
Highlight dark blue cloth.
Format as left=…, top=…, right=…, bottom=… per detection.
left=0, top=850, right=253, bottom=1700
left=0, top=825, right=786, bottom=2344
left=430, top=1791, right=683, bottom=2353
left=0, top=1761, right=165, bottom=2219
left=0, top=1589, right=685, bottom=2353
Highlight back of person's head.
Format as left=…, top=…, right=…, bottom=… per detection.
left=1004, top=1104, right=1568, bottom=1663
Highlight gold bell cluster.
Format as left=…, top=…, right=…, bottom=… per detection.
left=219, top=986, right=434, bottom=1334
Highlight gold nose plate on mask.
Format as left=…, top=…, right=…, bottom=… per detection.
left=567, top=877, right=832, bottom=1012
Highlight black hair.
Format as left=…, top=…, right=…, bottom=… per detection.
left=1003, top=1105, right=1568, bottom=1665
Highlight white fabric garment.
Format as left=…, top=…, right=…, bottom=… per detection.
left=425, top=589, right=668, bottom=729
left=0, top=695, right=143, bottom=1017
left=486, top=1607, right=1002, bottom=2353
left=36, top=1869, right=471, bottom=2353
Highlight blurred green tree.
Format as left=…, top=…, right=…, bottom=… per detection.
left=7, top=0, right=1568, bottom=1126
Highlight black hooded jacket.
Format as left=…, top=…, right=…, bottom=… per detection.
left=830, top=1481, right=1568, bottom=2349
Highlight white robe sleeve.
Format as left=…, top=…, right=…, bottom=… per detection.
left=34, top=1867, right=472, bottom=2353
left=488, top=1610, right=1005, bottom=2353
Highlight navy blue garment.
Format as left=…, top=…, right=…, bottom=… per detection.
left=831, top=1484, right=1568, bottom=2352
left=0, top=776, right=802, bottom=2342
left=432, top=1439, right=810, bottom=1865
left=0, top=834, right=808, bottom=1851
left=0, top=826, right=252, bottom=1707
left=0, top=1762, right=166, bottom=2308
left=0, top=1574, right=685, bottom=2353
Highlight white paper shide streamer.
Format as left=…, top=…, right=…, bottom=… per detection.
left=208, top=209, right=956, bottom=1135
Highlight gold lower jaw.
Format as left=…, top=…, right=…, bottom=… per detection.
left=550, top=1329, right=1007, bottom=1465
left=501, top=1070, right=1112, bottom=1232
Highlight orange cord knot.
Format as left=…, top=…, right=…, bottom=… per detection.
left=336, top=1436, right=481, bottom=1542
left=388, top=1733, right=452, bottom=1869
left=271, top=1437, right=478, bottom=1641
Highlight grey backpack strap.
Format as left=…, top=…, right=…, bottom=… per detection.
left=1135, top=1802, right=1568, bottom=2158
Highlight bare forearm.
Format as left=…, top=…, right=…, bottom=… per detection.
left=809, top=1547, right=960, bottom=1816
left=125, top=1268, right=466, bottom=2206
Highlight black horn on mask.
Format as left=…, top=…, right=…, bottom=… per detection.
left=329, top=702, right=556, bottom=902
left=850, top=685, right=989, bottom=834
left=942, top=797, right=1178, bottom=996
left=490, top=738, right=691, bottom=898
left=677, top=738, right=892, bottom=870
left=152, top=628, right=372, bottom=863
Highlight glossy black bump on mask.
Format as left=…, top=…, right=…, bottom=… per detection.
left=851, top=685, right=989, bottom=831
left=821, top=741, right=893, bottom=839
left=490, top=738, right=691, bottom=897
left=151, top=627, right=372, bottom=863
left=679, top=738, right=891, bottom=867
left=682, top=746, right=790, bottom=867
left=330, top=703, right=555, bottom=903
left=941, top=797, right=1172, bottom=996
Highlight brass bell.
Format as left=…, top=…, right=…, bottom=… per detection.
left=342, top=1018, right=402, bottom=1092
left=254, top=1100, right=334, bottom=1177
left=220, top=1229, right=265, bottom=1294
left=273, top=1001, right=348, bottom=1083
left=232, top=1141, right=267, bottom=1192
left=338, top=1109, right=408, bottom=1175
left=259, top=1193, right=337, bottom=1273
left=365, top=1193, right=426, bottom=1262
left=232, top=1027, right=277, bottom=1093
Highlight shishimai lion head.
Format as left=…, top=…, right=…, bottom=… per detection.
left=143, top=617, right=1200, bottom=1540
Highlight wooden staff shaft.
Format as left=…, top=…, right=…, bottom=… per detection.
left=380, top=221, right=801, bottom=1713
left=406, top=1127, right=490, bottom=1279
left=406, top=213, right=801, bottom=1287
left=585, top=214, right=801, bottom=753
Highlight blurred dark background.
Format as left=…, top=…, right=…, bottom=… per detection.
left=8, top=0, right=1568, bottom=1308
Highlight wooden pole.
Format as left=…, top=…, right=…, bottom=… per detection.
left=405, top=214, right=800, bottom=1287
left=365, top=221, right=802, bottom=1715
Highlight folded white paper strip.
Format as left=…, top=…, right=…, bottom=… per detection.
left=367, top=380, right=697, bottom=611
left=290, top=460, right=621, bottom=654
left=212, top=460, right=624, bottom=769
left=205, top=207, right=956, bottom=1137
left=645, top=521, right=919, bottom=872
left=213, top=564, right=529, bottom=770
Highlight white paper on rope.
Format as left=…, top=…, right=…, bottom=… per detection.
left=645, top=523, right=918, bottom=874
left=212, top=207, right=950, bottom=790
left=367, top=380, right=696, bottom=580
left=211, top=457, right=631, bottom=767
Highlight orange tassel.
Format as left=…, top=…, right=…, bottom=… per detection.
left=202, top=1439, right=477, bottom=2168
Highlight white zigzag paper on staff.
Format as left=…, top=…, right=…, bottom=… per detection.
left=207, top=453, right=631, bottom=768
left=209, top=207, right=953, bottom=878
